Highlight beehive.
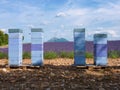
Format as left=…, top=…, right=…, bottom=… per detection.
left=74, top=28, right=86, bottom=66
left=8, top=29, right=23, bottom=66
left=31, top=28, right=44, bottom=66
left=94, top=34, right=108, bottom=66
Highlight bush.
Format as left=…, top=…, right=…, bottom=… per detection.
left=67, top=52, right=74, bottom=59
left=59, top=51, right=74, bottom=59
left=86, top=52, right=93, bottom=58
left=59, top=52, right=67, bottom=58
left=108, top=51, right=120, bottom=59
left=0, top=52, right=8, bottom=59
left=0, top=30, right=8, bottom=46
left=44, top=51, right=58, bottom=59
left=23, top=52, right=31, bottom=59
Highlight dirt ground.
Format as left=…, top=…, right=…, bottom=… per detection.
left=0, top=58, right=119, bottom=90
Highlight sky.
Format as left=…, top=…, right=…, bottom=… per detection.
left=0, top=0, right=120, bottom=43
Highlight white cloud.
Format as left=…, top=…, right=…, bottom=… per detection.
left=86, top=29, right=120, bottom=41
left=56, top=12, right=66, bottom=17
left=66, top=8, right=89, bottom=16
left=0, top=29, right=6, bottom=32
left=0, top=0, right=120, bottom=42
left=0, top=28, right=8, bottom=34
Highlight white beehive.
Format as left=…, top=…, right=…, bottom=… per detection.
left=8, top=29, right=23, bottom=66
left=31, top=28, right=44, bottom=66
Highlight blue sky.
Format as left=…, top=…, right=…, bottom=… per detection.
left=0, top=0, right=120, bottom=43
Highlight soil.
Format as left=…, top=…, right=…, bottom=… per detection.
left=0, top=58, right=119, bottom=90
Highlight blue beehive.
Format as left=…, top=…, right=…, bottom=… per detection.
left=8, top=29, right=23, bottom=66
left=74, top=28, right=86, bottom=66
left=31, top=28, right=44, bottom=66
left=94, top=34, right=108, bottom=66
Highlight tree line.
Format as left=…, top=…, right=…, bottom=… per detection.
left=0, top=30, right=8, bottom=46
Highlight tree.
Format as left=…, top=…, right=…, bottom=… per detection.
left=0, top=30, right=8, bottom=46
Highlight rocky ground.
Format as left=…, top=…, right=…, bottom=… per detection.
left=0, top=58, right=119, bottom=90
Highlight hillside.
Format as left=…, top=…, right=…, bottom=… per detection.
left=47, top=37, right=69, bottom=42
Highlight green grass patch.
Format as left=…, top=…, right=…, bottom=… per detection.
left=108, top=51, right=120, bottom=59
left=0, top=52, right=8, bottom=59
left=86, top=52, right=93, bottom=58
left=0, top=50, right=120, bottom=59
left=23, top=52, right=31, bottom=59
left=59, top=51, right=74, bottom=59
left=44, top=51, right=58, bottom=59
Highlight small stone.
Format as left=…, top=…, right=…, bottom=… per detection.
left=46, top=88, right=51, bottom=90
left=61, top=83, right=64, bottom=87
left=22, top=76, right=26, bottom=79
left=50, top=72, right=55, bottom=77
left=41, top=82, right=49, bottom=88
left=31, top=84, right=37, bottom=88
left=99, top=87, right=105, bottom=90
left=2, top=68, right=8, bottom=72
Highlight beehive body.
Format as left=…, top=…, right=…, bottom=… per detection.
left=31, top=28, right=43, bottom=66
left=8, top=29, right=23, bottom=66
left=74, top=28, right=86, bottom=65
left=94, top=34, right=108, bottom=66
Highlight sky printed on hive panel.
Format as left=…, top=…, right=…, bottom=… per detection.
left=0, top=0, right=120, bottom=43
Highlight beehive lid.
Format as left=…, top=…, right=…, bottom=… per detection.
left=74, top=28, right=85, bottom=32
left=31, top=28, right=43, bottom=32
left=94, top=34, right=107, bottom=38
left=9, top=29, right=23, bottom=33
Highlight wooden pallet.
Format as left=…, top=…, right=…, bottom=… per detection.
left=73, top=64, right=108, bottom=69
left=6, top=64, right=44, bottom=69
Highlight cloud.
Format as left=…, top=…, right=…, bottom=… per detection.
left=86, top=29, right=120, bottom=41
left=56, top=12, right=66, bottom=17
left=0, top=0, right=120, bottom=42
left=0, top=29, right=6, bottom=32
left=66, top=8, right=89, bottom=16
left=0, top=28, right=8, bottom=33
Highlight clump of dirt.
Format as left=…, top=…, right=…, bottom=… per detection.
left=0, top=58, right=119, bottom=90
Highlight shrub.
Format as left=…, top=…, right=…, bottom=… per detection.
left=59, top=51, right=74, bottom=59
left=23, top=52, right=31, bottom=59
left=59, top=52, right=67, bottom=58
left=44, top=51, right=58, bottom=59
left=0, top=52, right=8, bottom=59
left=86, top=52, right=93, bottom=58
left=108, top=51, right=120, bottom=58
left=67, top=52, right=74, bottom=59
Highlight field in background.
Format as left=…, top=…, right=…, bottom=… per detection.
left=0, top=51, right=120, bottom=59
left=1, top=41, right=120, bottom=53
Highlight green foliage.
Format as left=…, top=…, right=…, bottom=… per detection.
left=108, top=51, right=120, bottom=59
left=86, top=52, right=93, bottom=58
left=67, top=52, right=74, bottom=59
left=0, top=30, right=8, bottom=46
left=59, top=52, right=67, bottom=58
left=59, top=51, right=74, bottom=59
left=0, top=52, right=8, bottom=59
left=0, top=51, right=120, bottom=59
left=44, top=51, right=58, bottom=59
left=4, top=34, right=8, bottom=44
left=23, top=52, right=31, bottom=59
